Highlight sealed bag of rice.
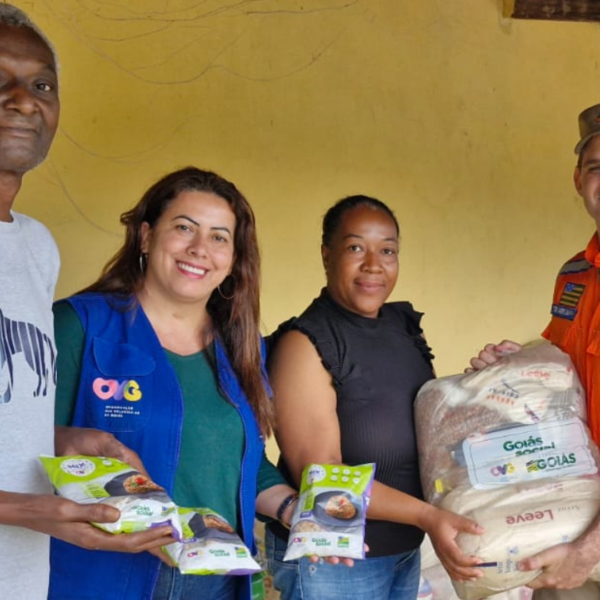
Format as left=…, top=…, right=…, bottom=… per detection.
left=283, top=463, right=375, bottom=561
left=414, top=343, right=600, bottom=599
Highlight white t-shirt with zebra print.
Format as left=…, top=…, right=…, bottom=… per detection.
left=0, top=211, right=59, bottom=599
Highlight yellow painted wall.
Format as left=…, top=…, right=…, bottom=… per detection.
left=11, top=0, right=597, bottom=381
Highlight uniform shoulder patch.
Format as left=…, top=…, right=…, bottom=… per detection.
left=559, top=257, right=591, bottom=275
left=551, top=304, right=578, bottom=321
left=551, top=281, right=587, bottom=321
left=558, top=282, right=586, bottom=307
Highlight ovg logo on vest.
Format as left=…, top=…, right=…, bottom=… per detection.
left=92, top=378, right=142, bottom=402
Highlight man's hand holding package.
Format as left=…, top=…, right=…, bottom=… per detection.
left=0, top=490, right=175, bottom=558
left=522, top=532, right=600, bottom=590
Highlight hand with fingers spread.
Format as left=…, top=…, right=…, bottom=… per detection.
left=419, top=505, right=485, bottom=582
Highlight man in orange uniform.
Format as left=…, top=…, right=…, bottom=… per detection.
left=473, top=104, right=600, bottom=600
left=532, top=104, right=600, bottom=599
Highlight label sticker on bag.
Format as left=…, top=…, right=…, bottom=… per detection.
left=462, top=418, right=597, bottom=488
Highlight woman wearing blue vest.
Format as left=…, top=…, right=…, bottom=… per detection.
left=48, top=167, right=300, bottom=600
left=265, top=195, right=487, bottom=600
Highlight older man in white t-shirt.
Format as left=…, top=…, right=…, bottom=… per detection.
left=0, top=5, right=175, bottom=598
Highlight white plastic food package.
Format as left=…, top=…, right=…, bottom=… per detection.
left=40, top=455, right=182, bottom=539
left=284, top=463, right=375, bottom=561
left=164, top=507, right=261, bottom=575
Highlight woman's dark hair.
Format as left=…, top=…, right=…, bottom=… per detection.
left=321, top=194, right=400, bottom=246
left=81, top=166, right=273, bottom=436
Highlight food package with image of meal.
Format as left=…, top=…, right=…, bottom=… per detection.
left=39, top=455, right=182, bottom=539
left=414, top=342, right=600, bottom=599
left=283, top=463, right=375, bottom=561
left=163, top=507, right=262, bottom=575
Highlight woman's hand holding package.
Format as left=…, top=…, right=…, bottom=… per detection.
left=468, top=340, right=522, bottom=372
left=256, top=481, right=361, bottom=566
left=418, top=504, right=485, bottom=582
left=366, top=479, right=485, bottom=581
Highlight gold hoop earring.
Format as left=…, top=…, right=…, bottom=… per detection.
left=139, top=253, right=148, bottom=274
left=217, top=285, right=234, bottom=301
left=217, top=276, right=235, bottom=300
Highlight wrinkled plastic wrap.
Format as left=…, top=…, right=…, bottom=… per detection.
left=414, top=343, right=600, bottom=599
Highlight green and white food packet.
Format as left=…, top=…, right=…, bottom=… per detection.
left=164, top=507, right=261, bottom=575
left=40, top=455, right=182, bottom=539
left=284, top=463, right=375, bottom=561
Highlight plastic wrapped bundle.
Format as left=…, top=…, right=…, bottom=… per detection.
left=414, top=342, right=600, bottom=599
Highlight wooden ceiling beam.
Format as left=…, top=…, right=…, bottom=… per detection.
left=504, top=0, right=600, bottom=21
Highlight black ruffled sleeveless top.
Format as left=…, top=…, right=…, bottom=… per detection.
left=268, top=288, right=435, bottom=557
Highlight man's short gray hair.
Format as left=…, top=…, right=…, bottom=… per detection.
left=0, top=3, right=58, bottom=68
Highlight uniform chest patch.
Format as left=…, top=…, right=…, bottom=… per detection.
left=551, top=282, right=586, bottom=321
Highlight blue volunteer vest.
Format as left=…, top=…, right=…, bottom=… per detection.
left=48, top=293, right=263, bottom=600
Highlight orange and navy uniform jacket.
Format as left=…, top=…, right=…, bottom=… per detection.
left=543, top=233, right=600, bottom=445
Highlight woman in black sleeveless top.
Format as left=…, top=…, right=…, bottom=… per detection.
left=265, top=195, right=485, bottom=600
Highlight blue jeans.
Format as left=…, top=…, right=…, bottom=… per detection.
left=265, top=527, right=421, bottom=600
left=152, top=561, right=240, bottom=600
